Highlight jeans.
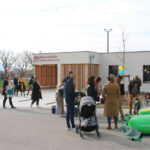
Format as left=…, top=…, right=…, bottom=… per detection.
left=107, top=116, right=118, bottom=125
left=3, top=95, right=14, bottom=108
left=66, top=100, right=75, bottom=128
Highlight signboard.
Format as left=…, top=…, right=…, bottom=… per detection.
left=34, top=55, right=60, bottom=62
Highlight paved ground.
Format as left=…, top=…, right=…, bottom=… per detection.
left=0, top=89, right=150, bottom=150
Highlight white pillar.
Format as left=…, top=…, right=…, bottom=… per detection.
left=57, top=63, right=61, bottom=84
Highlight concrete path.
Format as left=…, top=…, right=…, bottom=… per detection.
left=0, top=89, right=150, bottom=150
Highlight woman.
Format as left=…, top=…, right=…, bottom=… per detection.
left=2, top=75, right=16, bottom=109
left=56, top=80, right=65, bottom=117
left=94, top=77, right=102, bottom=102
left=18, top=75, right=26, bottom=96
left=102, top=74, right=120, bottom=129
left=31, top=77, right=42, bottom=107
left=87, top=76, right=98, bottom=102
left=27, top=76, right=34, bottom=95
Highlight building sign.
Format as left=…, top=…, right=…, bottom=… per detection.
left=34, top=55, right=60, bottom=62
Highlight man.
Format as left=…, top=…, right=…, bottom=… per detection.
left=64, top=71, right=76, bottom=131
left=115, top=75, right=124, bottom=120
left=128, top=75, right=142, bottom=114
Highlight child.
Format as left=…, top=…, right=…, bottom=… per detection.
left=134, top=96, right=141, bottom=115
left=143, top=93, right=150, bottom=107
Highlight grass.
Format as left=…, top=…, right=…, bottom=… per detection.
left=0, top=80, right=29, bottom=88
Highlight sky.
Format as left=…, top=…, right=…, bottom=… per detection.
left=0, top=0, right=150, bottom=53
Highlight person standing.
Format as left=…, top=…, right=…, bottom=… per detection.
left=27, top=76, right=34, bottom=95
left=128, top=75, right=142, bottom=114
left=56, top=80, right=65, bottom=117
left=115, top=75, right=124, bottom=120
left=65, top=71, right=76, bottom=131
left=87, top=76, right=98, bottom=102
left=94, top=77, right=102, bottom=102
left=18, top=75, right=26, bottom=96
left=31, top=77, right=42, bottom=107
left=14, top=74, right=19, bottom=95
left=2, top=75, right=16, bottom=109
left=102, top=74, right=120, bottom=129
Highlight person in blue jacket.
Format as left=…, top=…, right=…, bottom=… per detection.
left=65, top=71, right=76, bottom=131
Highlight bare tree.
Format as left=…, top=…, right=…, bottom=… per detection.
left=15, top=51, right=33, bottom=76
left=0, top=50, right=16, bottom=77
left=23, top=51, right=34, bottom=67
left=121, top=28, right=128, bottom=72
left=117, top=27, right=129, bottom=73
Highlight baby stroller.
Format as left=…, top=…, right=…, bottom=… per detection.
left=75, top=96, right=100, bottom=138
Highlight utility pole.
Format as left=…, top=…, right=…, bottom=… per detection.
left=89, top=54, right=95, bottom=76
left=104, top=29, right=112, bottom=53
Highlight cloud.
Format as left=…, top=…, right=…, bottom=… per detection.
left=0, top=0, right=149, bottom=53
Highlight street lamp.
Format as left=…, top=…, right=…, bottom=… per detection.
left=104, top=29, right=112, bottom=53
left=89, top=54, right=95, bottom=75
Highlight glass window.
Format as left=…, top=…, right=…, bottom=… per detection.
left=109, top=65, right=118, bottom=76
left=143, top=65, right=150, bottom=83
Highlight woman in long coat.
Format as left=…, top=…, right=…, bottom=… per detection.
left=31, top=77, right=42, bottom=107
left=102, top=74, right=120, bottom=129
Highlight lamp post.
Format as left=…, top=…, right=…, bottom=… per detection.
left=89, top=54, right=95, bottom=75
left=104, top=29, right=112, bottom=53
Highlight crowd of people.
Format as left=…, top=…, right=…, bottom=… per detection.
left=2, top=71, right=150, bottom=131
left=55, top=71, right=150, bottom=131
left=2, top=75, right=42, bottom=109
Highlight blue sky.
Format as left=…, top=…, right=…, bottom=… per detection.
left=0, top=0, right=150, bottom=53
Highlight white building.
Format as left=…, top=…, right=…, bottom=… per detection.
left=33, top=51, right=150, bottom=93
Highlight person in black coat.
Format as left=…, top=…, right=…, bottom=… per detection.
left=31, top=77, right=42, bottom=107
left=128, top=75, right=142, bottom=114
left=13, top=74, right=19, bottom=95
left=65, top=71, right=76, bottom=130
left=2, top=75, right=16, bottom=109
left=27, top=76, right=34, bottom=95
left=87, top=76, right=98, bottom=102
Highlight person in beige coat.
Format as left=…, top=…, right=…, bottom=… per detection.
left=102, top=74, right=120, bottom=129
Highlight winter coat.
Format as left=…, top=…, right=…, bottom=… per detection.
left=87, top=84, right=98, bottom=102
left=28, top=78, right=34, bottom=86
left=65, top=77, right=75, bottom=102
left=102, top=82, right=120, bottom=117
left=2, top=79, right=9, bottom=95
left=31, top=81, right=42, bottom=100
left=128, top=79, right=142, bottom=95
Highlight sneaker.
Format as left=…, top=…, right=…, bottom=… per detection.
left=67, top=128, right=71, bottom=131
left=129, top=111, right=132, bottom=115
left=11, top=106, right=16, bottom=109
left=71, top=128, right=75, bottom=131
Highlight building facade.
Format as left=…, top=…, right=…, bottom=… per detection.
left=33, top=51, right=150, bottom=92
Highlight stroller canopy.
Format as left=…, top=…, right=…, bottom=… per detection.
left=80, top=96, right=95, bottom=109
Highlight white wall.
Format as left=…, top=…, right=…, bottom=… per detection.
left=33, top=51, right=101, bottom=85
left=33, top=51, right=100, bottom=65
left=100, top=52, right=150, bottom=92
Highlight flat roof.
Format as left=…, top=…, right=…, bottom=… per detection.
left=33, top=50, right=150, bottom=55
